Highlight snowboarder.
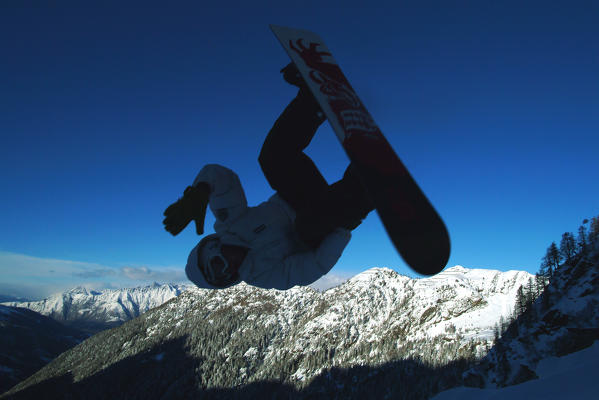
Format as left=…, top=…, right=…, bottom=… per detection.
left=163, top=63, right=374, bottom=290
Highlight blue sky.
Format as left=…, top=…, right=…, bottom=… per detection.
left=1, top=1, right=597, bottom=299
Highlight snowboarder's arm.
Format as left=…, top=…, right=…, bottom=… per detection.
left=250, top=228, right=351, bottom=290
left=192, top=164, right=248, bottom=225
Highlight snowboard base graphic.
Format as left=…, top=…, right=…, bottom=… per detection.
left=271, top=25, right=450, bottom=276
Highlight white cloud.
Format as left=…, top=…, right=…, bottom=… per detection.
left=309, top=271, right=352, bottom=291
left=120, top=265, right=185, bottom=282
left=0, top=251, right=187, bottom=300
left=73, top=268, right=118, bottom=279
left=0, top=251, right=353, bottom=300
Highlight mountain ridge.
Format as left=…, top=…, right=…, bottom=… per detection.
left=3, top=265, right=533, bottom=399
left=2, top=283, right=191, bottom=333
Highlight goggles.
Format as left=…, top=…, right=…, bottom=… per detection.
left=199, top=238, right=238, bottom=287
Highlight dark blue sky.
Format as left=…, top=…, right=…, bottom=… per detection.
left=1, top=1, right=598, bottom=297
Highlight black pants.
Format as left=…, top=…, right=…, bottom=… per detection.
left=258, top=91, right=374, bottom=247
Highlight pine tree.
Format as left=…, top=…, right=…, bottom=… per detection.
left=499, top=315, right=508, bottom=335
left=539, top=256, right=550, bottom=278
left=526, top=278, right=536, bottom=304
left=534, top=273, right=547, bottom=295
left=578, top=222, right=588, bottom=255
left=525, top=277, right=539, bottom=322
left=542, top=242, right=561, bottom=275
left=589, top=216, right=599, bottom=245
left=515, top=286, right=527, bottom=318
left=559, top=232, right=576, bottom=263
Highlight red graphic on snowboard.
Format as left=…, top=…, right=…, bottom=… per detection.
left=289, top=39, right=407, bottom=178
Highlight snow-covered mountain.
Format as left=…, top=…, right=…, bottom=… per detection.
left=432, top=220, right=599, bottom=399
left=454, top=241, right=599, bottom=390
left=1, top=283, right=191, bottom=333
left=3, top=266, right=533, bottom=399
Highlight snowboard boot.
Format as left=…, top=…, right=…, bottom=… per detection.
left=295, top=166, right=375, bottom=248
left=281, top=62, right=305, bottom=88
left=281, top=62, right=325, bottom=123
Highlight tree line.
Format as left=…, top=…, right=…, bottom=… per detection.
left=493, top=214, right=599, bottom=340
left=539, top=216, right=599, bottom=279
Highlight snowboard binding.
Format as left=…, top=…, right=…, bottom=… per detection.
left=281, top=62, right=325, bottom=122
left=280, top=62, right=305, bottom=88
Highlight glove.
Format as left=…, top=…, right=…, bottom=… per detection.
left=163, top=183, right=210, bottom=236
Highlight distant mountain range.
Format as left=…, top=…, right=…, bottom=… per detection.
left=0, top=295, right=30, bottom=303
left=2, top=266, right=537, bottom=399
left=2, top=283, right=191, bottom=334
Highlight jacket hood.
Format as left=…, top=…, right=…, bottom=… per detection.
left=185, top=234, right=243, bottom=290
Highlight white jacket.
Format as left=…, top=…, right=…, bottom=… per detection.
left=185, top=164, right=351, bottom=290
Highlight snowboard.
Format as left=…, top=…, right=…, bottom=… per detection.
left=271, top=25, right=450, bottom=276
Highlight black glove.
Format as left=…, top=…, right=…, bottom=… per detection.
left=163, top=183, right=210, bottom=236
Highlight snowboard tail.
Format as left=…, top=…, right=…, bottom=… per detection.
left=271, top=25, right=450, bottom=275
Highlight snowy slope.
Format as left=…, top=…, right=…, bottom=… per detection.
left=279, top=266, right=533, bottom=365
left=433, top=341, right=599, bottom=399
left=4, top=266, right=533, bottom=399
left=1, top=283, right=191, bottom=333
left=0, top=305, right=87, bottom=393
left=457, top=245, right=599, bottom=389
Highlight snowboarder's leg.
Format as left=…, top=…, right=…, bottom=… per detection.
left=258, top=88, right=327, bottom=214
left=259, top=63, right=373, bottom=248
left=295, top=164, right=375, bottom=247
